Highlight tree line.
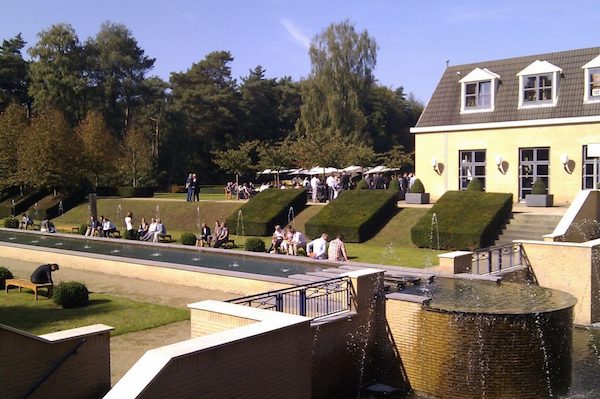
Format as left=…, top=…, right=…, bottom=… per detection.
left=0, top=20, right=422, bottom=194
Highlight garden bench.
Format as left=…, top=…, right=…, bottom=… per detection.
left=5, top=278, right=53, bottom=300
left=71, top=226, right=80, bottom=234
left=158, top=234, right=172, bottom=242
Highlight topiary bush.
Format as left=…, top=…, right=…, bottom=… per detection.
left=410, top=179, right=425, bottom=193
left=466, top=178, right=484, bottom=192
left=531, top=179, right=548, bottom=195
left=180, top=232, right=197, bottom=245
left=0, top=266, right=13, bottom=289
left=388, top=179, right=400, bottom=191
left=225, top=188, right=307, bottom=236
left=3, top=218, right=19, bottom=228
left=305, top=190, right=398, bottom=242
left=411, top=191, right=513, bottom=250
left=117, top=186, right=154, bottom=198
left=356, top=179, right=370, bottom=190
left=244, top=237, right=266, bottom=252
left=52, top=281, right=89, bottom=308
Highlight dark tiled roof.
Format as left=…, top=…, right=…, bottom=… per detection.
left=415, top=47, right=600, bottom=128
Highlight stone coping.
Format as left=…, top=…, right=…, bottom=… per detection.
left=454, top=273, right=503, bottom=283
left=1, top=323, right=113, bottom=343
left=386, top=293, right=432, bottom=305
left=517, top=237, right=600, bottom=248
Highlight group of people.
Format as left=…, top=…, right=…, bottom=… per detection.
left=185, top=173, right=200, bottom=202
left=264, top=226, right=348, bottom=261
left=196, top=220, right=230, bottom=248
left=84, top=212, right=167, bottom=242
left=308, top=171, right=352, bottom=203
left=19, top=213, right=56, bottom=233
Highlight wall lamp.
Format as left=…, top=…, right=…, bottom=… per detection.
left=495, top=155, right=507, bottom=174
left=432, top=158, right=442, bottom=175
left=561, top=153, right=572, bottom=174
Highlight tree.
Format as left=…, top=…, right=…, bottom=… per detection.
left=0, top=103, right=27, bottom=189
left=119, top=124, right=154, bottom=187
left=86, top=22, right=155, bottom=134
left=240, top=66, right=282, bottom=142
left=170, top=51, right=243, bottom=181
left=212, top=141, right=258, bottom=199
left=377, top=144, right=414, bottom=170
left=256, top=140, right=293, bottom=186
left=292, top=132, right=374, bottom=169
left=0, top=33, right=29, bottom=112
left=28, top=24, right=88, bottom=125
left=17, top=108, right=84, bottom=191
left=296, top=20, right=377, bottom=144
left=76, top=110, right=119, bottom=186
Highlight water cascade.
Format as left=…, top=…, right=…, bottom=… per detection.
left=287, top=206, right=295, bottom=227
left=236, top=210, right=245, bottom=236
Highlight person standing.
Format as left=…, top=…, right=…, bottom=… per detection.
left=124, top=212, right=134, bottom=239
left=185, top=173, right=193, bottom=201
left=30, top=263, right=59, bottom=284
left=192, top=173, right=200, bottom=202
left=310, top=175, right=320, bottom=203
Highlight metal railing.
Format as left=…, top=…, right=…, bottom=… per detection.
left=471, top=243, right=524, bottom=274
left=228, top=277, right=352, bottom=319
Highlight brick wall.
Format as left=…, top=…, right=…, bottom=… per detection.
left=0, top=324, right=112, bottom=399
left=385, top=297, right=573, bottom=399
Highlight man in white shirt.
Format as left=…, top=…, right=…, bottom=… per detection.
left=307, top=233, right=328, bottom=260
left=288, top=230, right=307, bottom=256
left=326, top=174, right=335, bottom=201
left=310, top=175, right=320, bottom=203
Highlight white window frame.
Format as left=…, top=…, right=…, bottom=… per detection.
left=582, top=55, right=600, bottom=103
left=459, top=68, right=499, bottom=114
left=517, top=60, right=561, bottom=109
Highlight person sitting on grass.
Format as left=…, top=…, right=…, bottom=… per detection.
left=213, top=222, right=229, bottom=248
left=328, top=234, right=348, bottom=262
left=307, top=233, right=328, bottom=260
left=280, top=226, right=295, bottom=255
left=288, top=229, right=307, bottom=256
left=19, top=213, right=33, bottom=230
left=30, top=263, right=59, bottom=284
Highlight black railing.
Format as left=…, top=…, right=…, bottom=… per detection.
left=228, top=277, right=352, bottom=319
left=471, top=243, right=524, bottom=274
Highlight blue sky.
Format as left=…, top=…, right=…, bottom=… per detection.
left=1, top=0, right=599, bottom=102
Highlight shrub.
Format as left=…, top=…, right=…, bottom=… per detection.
left=0, top=266, right=13, bottom=289
left=225, top=188, right=307, bottom=236
left=245, top=237, right=266, bottom=252
left=117, top=186, right=154, bottom=198
left=410, top=179, right=425, bottom=193
left=388, top=179, right=400, bottom=191
left=531, top=179, right=548, bottom=195
left=356, top=179, right=370, bottom=190
left=3, top=218, right=19, bottom=228
left=305, top=190, right=398, bottom=242
left=466, top=178, right=484, bottom=192
left=180, top=232, right=197, bottom=245
left=411, top=191, right=513, bottom=250
left=79, top=223, right=88, bottom=235
left=52, top=281, right=89, bottom=308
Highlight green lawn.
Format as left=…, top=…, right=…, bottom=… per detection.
left=0, top=290, right=189, bottom=336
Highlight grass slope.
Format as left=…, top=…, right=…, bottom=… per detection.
left=0, top=291, right=189, bottom=336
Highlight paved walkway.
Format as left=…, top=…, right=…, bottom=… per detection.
left=0, top=257, right=238, bottom=384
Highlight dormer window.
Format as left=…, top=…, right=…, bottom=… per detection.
left=582, top=54, right=600, bottom=103
left=459, top=68, right=499, bottom=113
left=517, top=60, right=561, bottom=108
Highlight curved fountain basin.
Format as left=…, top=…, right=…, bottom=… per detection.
left=402, top=277, right=577, bottom=314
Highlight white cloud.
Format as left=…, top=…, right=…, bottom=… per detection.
left=280, top=18, right=310, bottom=49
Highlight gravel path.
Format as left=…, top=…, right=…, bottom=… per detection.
left=0, top=257, right=238, bottom=384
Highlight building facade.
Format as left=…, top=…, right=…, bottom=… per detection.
left=411, top=47, right=600, bottom=203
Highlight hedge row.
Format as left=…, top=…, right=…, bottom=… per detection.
left=34, top=190, right=87, bottom=220
left=411, top=191, right=513, bottom=250
left=93, top=186, right=154, bottom=197
left=0, top=189, right=48, bottom=218
left=304, top=190, right=398, bottom=243
left=225, top=188, right=307, bottom=236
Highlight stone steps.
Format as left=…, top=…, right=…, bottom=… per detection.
left=494, top=212, right=562, bottom=245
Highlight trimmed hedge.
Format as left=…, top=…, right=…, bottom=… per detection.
left=304, top=190, right=398, bottom=243
left=411, top=191, right=513, bottom=250
left=117, top=186, right=154, bottom=198
left=0, top=189, right=48, bottom=218
left=52, top=281, right=89, bottom=308
left=34, top=190, right=86, bottom=220
left=531, top=179, right=548, bottom=195
left=225, top=188, right=307, bottom=236
left=3, top=218, right=19, bottom=228
left=410, top=179, right=425, bottom=193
